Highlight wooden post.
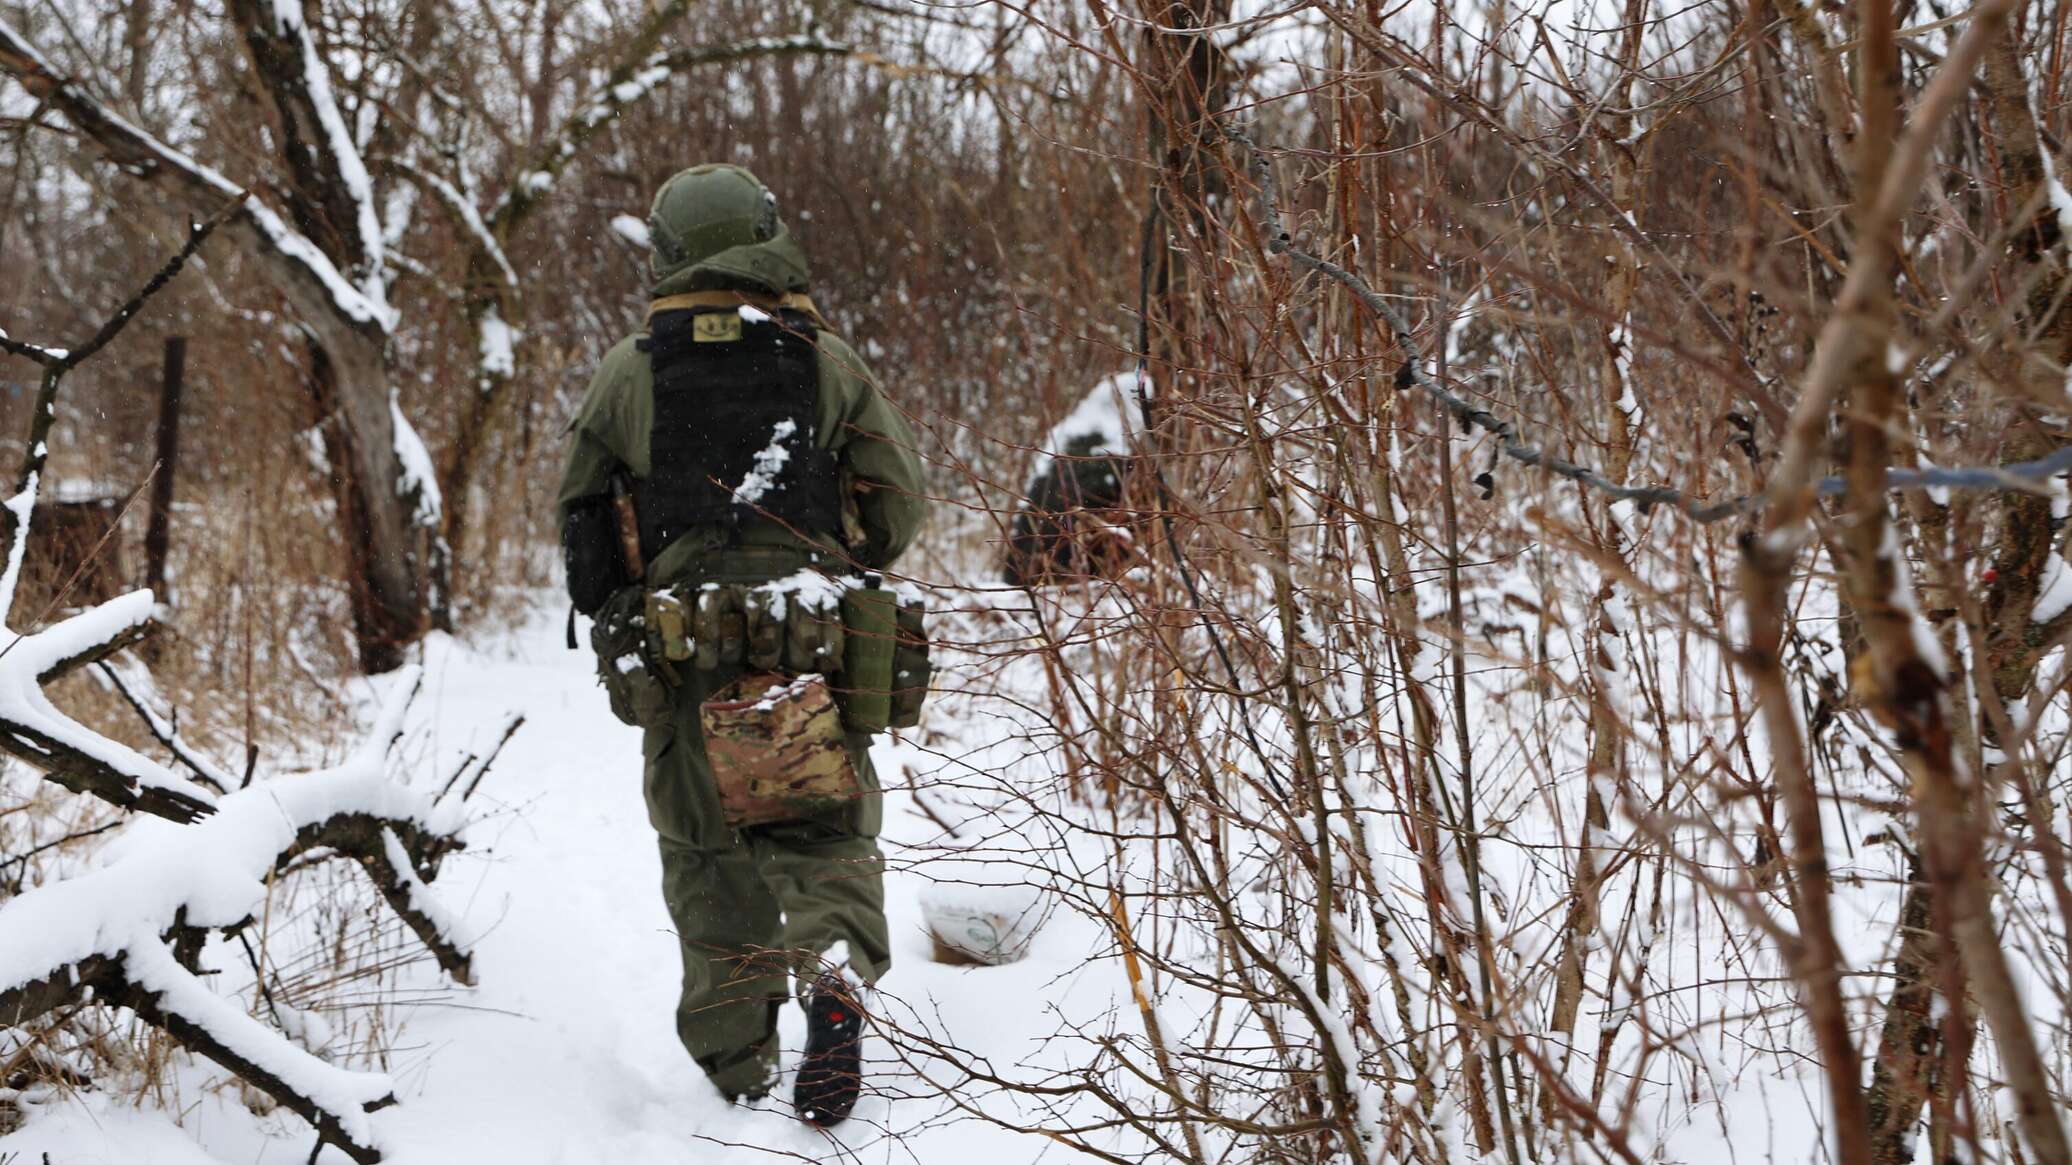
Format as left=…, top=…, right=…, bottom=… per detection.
left=144, top=336, right=184, bottom=599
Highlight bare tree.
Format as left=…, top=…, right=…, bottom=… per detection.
left=1, top=1, right=878, bottom=667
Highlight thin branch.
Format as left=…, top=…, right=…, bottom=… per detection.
left=1220, top=121, right=2072, bottom=524
left=0, top=19, right=391, bottom=332
left=95, top=658, right=236, bottom=794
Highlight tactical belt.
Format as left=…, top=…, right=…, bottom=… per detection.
left=638, top=575, right=931, bottom=735
left=646, top=290, right=825, bottom=326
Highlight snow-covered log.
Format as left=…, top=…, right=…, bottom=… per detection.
left=0, top=670, right=474, bottom=1164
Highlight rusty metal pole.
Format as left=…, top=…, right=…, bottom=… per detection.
left=143, top=335, right=184, bottom=600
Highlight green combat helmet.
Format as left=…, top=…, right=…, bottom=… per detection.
left=646, top=163, right=811, bottom=296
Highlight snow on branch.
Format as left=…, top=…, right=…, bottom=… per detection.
left=390, top=159, right=518, bottom=291
left=0, top=581, right=215, bottom=822
left=1221, top=121, right=2072, bottom=523
left=271, top=0, right=382, bottom=255
left=388, top=395, right=443, bottom=531
left=486, top=24, right=854, bottom=237
left=230, top=0, right=392, bottom=321
left=0, top=669, right=478, bottom=1164
left=0, top=202, right=241, bottom=823
left=0, top=18, right=397, bottom=332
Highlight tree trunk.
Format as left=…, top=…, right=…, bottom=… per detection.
left=306, top=329, right=427, bottom=674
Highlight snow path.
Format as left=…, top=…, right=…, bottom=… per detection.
left=2, top=599, right=1116, bottom=1164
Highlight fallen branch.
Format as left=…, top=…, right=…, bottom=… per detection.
left=0, top=669, right=472, bottom=1163
left=436, top=710, right=524, bottom=803
left=0, top=588, right=212, bottom=821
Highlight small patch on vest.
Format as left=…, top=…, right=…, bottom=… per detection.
left=693, top=313, right=744, bottom=343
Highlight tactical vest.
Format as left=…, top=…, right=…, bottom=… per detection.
left=633, top=307, right=842, bottom=563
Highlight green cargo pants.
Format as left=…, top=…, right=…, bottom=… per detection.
left=643, top=660, right=891, bottom=1098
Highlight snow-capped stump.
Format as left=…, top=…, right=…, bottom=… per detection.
left=919, top=856, right=1050, bottom=967
left=1003, top=374, right=1145, bottom=588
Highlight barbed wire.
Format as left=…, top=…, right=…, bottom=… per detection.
left=1221, top=122, right=2072, bottom=523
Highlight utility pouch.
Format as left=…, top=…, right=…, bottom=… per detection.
left=590, top=588, right=673, bottom=729
left=661, top=578, right=851, bottom=675
left=701, top=672, right=862, bottom=829
left=561, top=498, right=625, bottom=616
left=838, top=579, right=897, bottom=733
left=743, top=586, right=785, bottom=672
left=693, top=585, right=748, bottom=669
left=889, top=596, right=932, bottom=730
left=783, top=596, right=845, bottom=675
left=646, top=590, right=693, bottom=664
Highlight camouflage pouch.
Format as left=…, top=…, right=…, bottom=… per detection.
left=889, top=596, right=932, bottom=730
left=590, top=588, right=673, bottom=730
left=700, top=672, right=861, bottom=829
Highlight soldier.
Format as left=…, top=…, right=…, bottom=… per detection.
left=557, top=164, right=925, bottom=1125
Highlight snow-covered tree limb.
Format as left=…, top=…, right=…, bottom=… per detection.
left=0, top=198, right=238, bottom=823
left=0, top=20, right=394, bottom=334
left=0, top=670, right=477, bottom=1164
left=0, top=591, right=213, bottom=823
left=388, top=159, right=517, bottom=293
left=224, top=0, right=391, bottom=321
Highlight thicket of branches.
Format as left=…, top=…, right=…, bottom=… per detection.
left=884, top=2, right=2072, bottom=1164
left=4, top=0, right=2072, bottom=1162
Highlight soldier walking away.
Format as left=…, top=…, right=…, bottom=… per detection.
left=557, top=164, right=926, bottom=1126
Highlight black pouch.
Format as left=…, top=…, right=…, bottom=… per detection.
left=590, top=588, right=673, bottom=730
left=562, top=497, right=626, bottom=616
left=889, top=595, right=932, bottom=730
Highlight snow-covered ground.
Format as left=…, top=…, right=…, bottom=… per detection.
left=3, top=559, right=2047, bottom=1164
left=0, top=597, right=1125, bottom=1164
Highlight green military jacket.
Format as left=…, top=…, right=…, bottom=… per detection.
left=556, top=233, right=925, bottom=586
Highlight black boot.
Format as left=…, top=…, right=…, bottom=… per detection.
left=792, top=978, right=864, bottom=1127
